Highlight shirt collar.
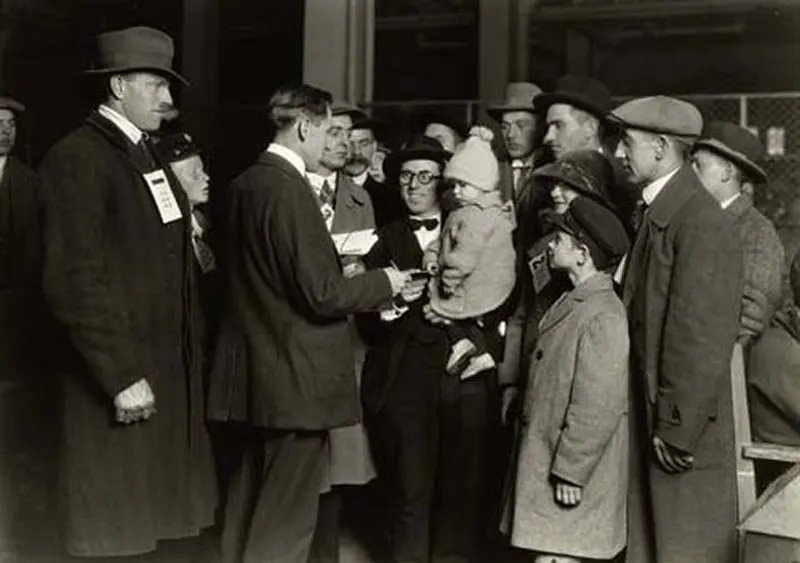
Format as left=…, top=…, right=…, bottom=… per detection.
left=307, top=171, right=337, bottom=191
left=511, top=155, right=535, bottom=169
left=720, top=193, right=740, bottom=210
left=351, top=170, right=370, bottom=186
left=98, top=104, right=143, bottom=145
left=267, top=143, right=306, bottom=177
left=409, top=211, right=441, bottom=221
left=641, top=166, right=680, bottom=206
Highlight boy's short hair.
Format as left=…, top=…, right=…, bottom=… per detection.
left=267, top=84, right=332, bottom=132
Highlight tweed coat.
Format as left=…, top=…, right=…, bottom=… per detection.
left=207, top=151, right=393, bottom=431
left=507, top=273, right=628, bottom=559
left=39, top=112, right=217, bottom=556
left=623, top=164, right=743, bottom=563
left=328, top=172, right=378, bottom=486
left=725, top=195, right=784, bottom=339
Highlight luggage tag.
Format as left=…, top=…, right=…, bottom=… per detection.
left=143, top=169, right=183, bottom=224
left=527, top=251, right=551, bottom=294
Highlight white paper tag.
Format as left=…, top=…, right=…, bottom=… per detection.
left=143, top=170, right=183, bottom=224
left=528, top=251, right=551, bottom=293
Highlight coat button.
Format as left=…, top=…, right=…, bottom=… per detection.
left=535, top=349, right=543, bottom=360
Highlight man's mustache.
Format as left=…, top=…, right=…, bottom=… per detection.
left=158, top=105, right=179, bottom=120
left=347, top=154, right=370, bottom=165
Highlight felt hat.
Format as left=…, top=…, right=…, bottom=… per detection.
left=694, top=121, right=767, bottom=183
left=84, top=26, right=189, bottom=86
left=384, top=135, right=450, bottom=181
left=553, top=196, right=630, bottom=270
left=534, top=75, right=612, bottom=120
left=534, top=150, right=613, bottom=207
left=154, top=132, right=201, bottom=164
left=610, top=96, right=702, bottom=139
left=444, top=126, right=499, bottom=192
left=0, top=96, right=24, bottom=114
left=487, top=82, right=543, bottom=117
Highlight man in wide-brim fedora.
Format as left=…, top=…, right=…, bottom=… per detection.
left=691, top=121, right=784, bottom=343
left=39, top=26, right=217, bottom=559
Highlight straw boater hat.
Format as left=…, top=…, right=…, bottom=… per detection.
left=487, top=82, right=543, bottom=118
left=84, top=26, right=189, bottom=86
left=693, top=121, right=767, bottom=184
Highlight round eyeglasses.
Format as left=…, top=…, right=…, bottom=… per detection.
left=398, top=170, right=441, bottom=186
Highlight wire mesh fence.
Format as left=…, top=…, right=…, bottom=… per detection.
left=363, top=93, right=800, bottom=223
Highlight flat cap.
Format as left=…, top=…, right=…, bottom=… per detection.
left=331, top=100, right=367, bottom=122
left=610, top=96, right=702, bottom=139
left=694, top=121, right=767, bottom=183
left=553, top=196, right=629, bottom=270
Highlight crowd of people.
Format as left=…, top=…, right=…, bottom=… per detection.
left=2, top=23, right=800, bottom=563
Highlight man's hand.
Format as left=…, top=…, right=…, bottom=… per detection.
left=653, top=435, right=694, bottom=473
left=553, top=476, right=583, bottom=507
left=384, top=268, right=412, bottom=296
left=342, top=259, right=366, bottom=279
left=400, top=278, right=427, bottom=303
left=500, top=386, right=520, bottom=425
left=739, top=285, right=768, bottom=340
left=114, top=378, right=156, bottom=424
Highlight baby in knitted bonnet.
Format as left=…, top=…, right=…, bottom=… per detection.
left=423, top=126, right=517, bottom=379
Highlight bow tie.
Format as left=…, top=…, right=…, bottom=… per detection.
left=409, top=217, right=439, bottom=231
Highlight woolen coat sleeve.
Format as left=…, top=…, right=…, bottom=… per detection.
left=269, top=183, right=393, bottom=319
left=656, top=219, right=742, bottom=453
left=40, top=141, right=150, bottom=398
left=551, top=312, right=629, bottom=486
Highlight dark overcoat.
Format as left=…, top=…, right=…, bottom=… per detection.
left=39, top=113, right=217, bottom=557
left=623, top=165, right=743, bottom=563
left=207, top=151, right=393, bottom=431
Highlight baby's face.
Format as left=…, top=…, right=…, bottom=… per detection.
left=451, top=180, right=483, bottom=204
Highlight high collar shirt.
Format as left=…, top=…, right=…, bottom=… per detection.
left=351, top=170, right=370, bottom=187
left=641, top=166, right=681, bottom=206
left=98, top=104, right=144, bottom=145
left=720, top=193, right=740, bottom=210
left=267, top=143, right=306, bottom=177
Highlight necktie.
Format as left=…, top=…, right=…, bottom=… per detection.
left=409, top=217, right=439, bottom=231
left=631, top=199, right=648, bottom=233
left=319, top=179, right=335, bottom=207
left=512, top=163, right=532, bottom=195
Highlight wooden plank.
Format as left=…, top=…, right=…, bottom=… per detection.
left=744, top=444, right=800, bottom=464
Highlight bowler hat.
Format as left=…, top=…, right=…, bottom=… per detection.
left=84, top=26, right=189, bottom=86
left=0, top=96, right=24, bottom=114
left=487, top=82, right=543, bottom=116
left=384, top=135, right=450, bottom=181
left=553, top=196, right=629, bottom=270
left=534, top=150, right=613, bottom=208
left=331, top=100, right=368, bottom=122
left=535, top=75, right=612, bottom=120
left=694, top=121, right=767, bottom=183
left=154, top=132, right=201, bottom=164
left=610, top=96, right=702, bottom=139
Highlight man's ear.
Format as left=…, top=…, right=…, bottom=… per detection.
left=721, top=160, right=735, bottom=184
left=576, top=242, right=590, bottom=266
left=654, top=135, right=669, bottom=161
left=109, top=74, right=126, bottom=100
left=297, top=116, right=309, bottom=143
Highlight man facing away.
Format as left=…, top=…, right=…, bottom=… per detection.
left=207, top=84, right=410, bottom=563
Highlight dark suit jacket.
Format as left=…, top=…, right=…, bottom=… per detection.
left=623, top=164, right=743, bottom=453
left=208, top=151, right=393, bottom=430
left=363, top=176, right=404, bottom=228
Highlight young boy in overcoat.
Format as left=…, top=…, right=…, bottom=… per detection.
left=505, top=196, right=630, bottom=562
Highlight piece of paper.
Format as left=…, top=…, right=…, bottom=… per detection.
left=331, top=229, right=378, bottom=256
left=143, top=169, right=182, bottom=224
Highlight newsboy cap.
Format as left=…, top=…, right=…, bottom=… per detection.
left=693, top=121, right=767, bottom=183
left=610, top=96, right=702, bottom=139
left=84, top=26, right=189, bottom=86
left=0, top=96, right=24, bottom=114
left=553, top=196, right=629, bottom=270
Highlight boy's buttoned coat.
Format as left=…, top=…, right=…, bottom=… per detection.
left=623, top=165, right=743, bottom=563
left=507, top=273, right=629, bottom=559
